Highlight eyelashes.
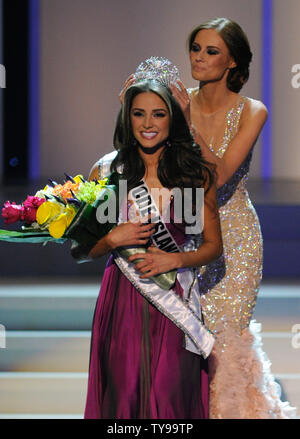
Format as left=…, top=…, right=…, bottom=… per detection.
left=132, top=111, right=167, bottom=118
left=191, top=43, right=200, bottom=52
left=191, top=44, right=219, bottom=55
left=207, top=49, right=219, bottom=55
left=154, top=112, right=167, bottom=118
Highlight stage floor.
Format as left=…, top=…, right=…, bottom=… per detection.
left=0, top=276, right=299, bottom=419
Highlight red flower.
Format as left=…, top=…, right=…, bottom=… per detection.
left=23, top=196, right=45, bottom=209
left=2, top=196, right=46, bottom=225
left=22, top=206, right=37, bottom=224
left=2, top=201, right=24, bottom=225
left=23, top=196, right=46, bottom=224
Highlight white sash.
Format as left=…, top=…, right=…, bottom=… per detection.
left=114, top=178, right=215, bottom=358
left=98, top=151, right=214, bottom=358
left=130, top=181, right=179, bottom=253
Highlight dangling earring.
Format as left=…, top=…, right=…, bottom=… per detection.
left=132, top=138, right=137, bottom=146
left=166, top=139, right=172, bottom=148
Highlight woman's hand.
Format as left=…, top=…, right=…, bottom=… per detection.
left=119, top=74, right=136, bottom=103
left=170, top=80, right=191, bottom=127
left=107, top=220, right=156, bottom=249
left=128, top=246, right=181, bottom=278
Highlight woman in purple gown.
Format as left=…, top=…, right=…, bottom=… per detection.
left=83, top=73, right=223, bottom=419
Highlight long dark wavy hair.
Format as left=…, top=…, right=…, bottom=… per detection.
left=188, top=17, right=253, bottom=93
left=111, top=80, right=215, bottom=195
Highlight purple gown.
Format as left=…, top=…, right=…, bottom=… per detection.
left=84, top=211, right=209, bottom=419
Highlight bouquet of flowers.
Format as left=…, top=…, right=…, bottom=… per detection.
left=0, top=172, right=176, bottom=290
left=0, top=173, right=117, bottom=246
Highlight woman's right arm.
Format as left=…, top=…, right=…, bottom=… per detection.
left=88, top=221, right=155, bottom=259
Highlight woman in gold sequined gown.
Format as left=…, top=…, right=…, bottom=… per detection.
left=171, top=17, right=296, bottom=419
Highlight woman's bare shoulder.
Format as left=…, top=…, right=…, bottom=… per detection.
left=243, top=96, right=268, bottom=116
left=241, top=96, right=268, bottom=126
left=88, top=150, right=118, bottom=181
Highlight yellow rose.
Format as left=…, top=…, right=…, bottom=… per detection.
left=48, top=206, right=76, bottom=238
left=36, top=201, right=63, bottom=225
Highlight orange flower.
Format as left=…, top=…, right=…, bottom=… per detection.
left=53, top=181, right=80, bottom=201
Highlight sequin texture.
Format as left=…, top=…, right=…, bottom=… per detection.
left=197, top=97, right=263, bottom=337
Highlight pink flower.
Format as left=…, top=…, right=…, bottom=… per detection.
left=23, top=196, right=46, bottom=224
left=2, top=196, right=46, bottom=225
left=22, top=206, right=37, bottom=224
left=23, top=196, right=45, bottom=209
left=2, top=201, right=24, bottom=225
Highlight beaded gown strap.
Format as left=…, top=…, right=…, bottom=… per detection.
left=217, top=96, right=248, bottom=157
left=216, top=97, right=252, bottom=206
left=227, top=95, right=248, bottom=136
left=187, top=88, right=195, bottom=99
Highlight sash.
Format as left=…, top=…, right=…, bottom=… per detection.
left=130, top=182, right=179, bottom=253
left=113, top=178, right=215, bottom=358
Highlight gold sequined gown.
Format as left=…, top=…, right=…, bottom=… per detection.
left=197, top=96, right=296, bottom=419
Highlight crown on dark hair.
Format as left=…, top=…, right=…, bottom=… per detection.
left=134, top=56, right=180, bottom=87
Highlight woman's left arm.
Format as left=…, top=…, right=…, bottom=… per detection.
left=128, top=180, right=223, bottom=278
left=193, top=100, right=268, bottom=187
left=170, top=82, right=268, bottom=188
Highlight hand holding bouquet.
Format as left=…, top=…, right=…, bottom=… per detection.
left=1, top=172, right=176, bottom=290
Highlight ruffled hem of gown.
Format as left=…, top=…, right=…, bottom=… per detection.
left=208, top=320, right=297, bottom=419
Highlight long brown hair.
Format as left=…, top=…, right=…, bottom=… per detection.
left=111, top=80, right=216, bottom=195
